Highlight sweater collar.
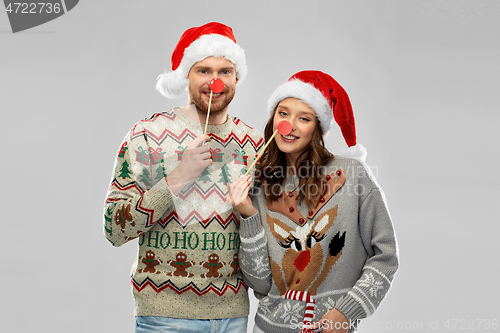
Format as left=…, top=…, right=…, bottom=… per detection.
left=173, top=107, right=234, bottom=135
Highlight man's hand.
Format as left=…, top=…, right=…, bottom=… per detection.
left=228, top=175, right=256, bottom=218
left=306, top=309, right=350, bottom=333
left=167, top=135, right=212, bottom=196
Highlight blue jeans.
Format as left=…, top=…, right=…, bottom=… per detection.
left=135, top=316, right=248, bottom=333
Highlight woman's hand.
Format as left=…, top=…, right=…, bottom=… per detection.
left=306, top=309, right=350, bottom=333
left=228, top=175, right=256, bottom=218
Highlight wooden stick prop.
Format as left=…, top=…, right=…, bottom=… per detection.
left=204, top=78, right=224, bottom=135
left=245, top=121, right=292, bottom=176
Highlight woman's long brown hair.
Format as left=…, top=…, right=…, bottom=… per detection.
left=256, top=107, right=334, bottom=209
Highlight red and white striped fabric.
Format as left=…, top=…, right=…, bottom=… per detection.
left=285, top=289, right=316, bottom=333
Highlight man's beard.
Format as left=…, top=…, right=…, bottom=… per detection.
left=189, top=86, right=235, bottom=116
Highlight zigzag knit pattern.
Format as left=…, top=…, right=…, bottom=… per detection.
left=131, top=110, right=263, bottom=148
left=132, top=277, right=248, bottom=296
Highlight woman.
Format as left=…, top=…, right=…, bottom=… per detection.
left=229, top=71, right=398, bottom=333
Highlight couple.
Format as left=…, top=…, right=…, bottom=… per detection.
left=103, top=22, right=399, bottom=333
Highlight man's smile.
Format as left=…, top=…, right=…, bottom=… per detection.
left=204, top=91, right=223, bottom=98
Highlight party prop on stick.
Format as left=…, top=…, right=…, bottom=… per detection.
left=204, top=78, right=225, bottom=135
left=245, top=121, right=292, bottom=176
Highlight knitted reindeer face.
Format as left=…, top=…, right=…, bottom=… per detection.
left=268, top=205, right=345, bottom=296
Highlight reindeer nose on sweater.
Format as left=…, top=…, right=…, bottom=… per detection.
left=294, top=250, right=311, bottom=272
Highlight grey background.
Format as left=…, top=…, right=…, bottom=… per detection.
left=1, top=0, right=499, bottom=332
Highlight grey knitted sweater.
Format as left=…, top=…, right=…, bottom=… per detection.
left=239, top=156, right=399, bottom=333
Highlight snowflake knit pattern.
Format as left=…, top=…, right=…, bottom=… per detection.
left=104, top=107, right=264, bottom=319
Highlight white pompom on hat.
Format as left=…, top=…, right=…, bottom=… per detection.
left=267, top=70, right=367, bottom=161
left=156, top=22, right=247, bottom=99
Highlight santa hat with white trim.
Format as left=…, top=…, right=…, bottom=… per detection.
left=267, top=70, right=367, bottom=161
left=156, top=22, right=247, bottom=99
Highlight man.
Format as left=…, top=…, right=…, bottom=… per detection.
left=103, top=22, right=264, bottom=333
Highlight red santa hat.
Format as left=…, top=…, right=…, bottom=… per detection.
left=267, top=70, right=367, bottom=161
left=156, top=22, right=247, bottom=99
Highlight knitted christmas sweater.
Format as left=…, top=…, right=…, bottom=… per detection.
left=103, top=107, right=264, bottom=319
left=239, top=156, right=399, bottom=333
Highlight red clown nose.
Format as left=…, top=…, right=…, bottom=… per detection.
left=209, top=78, right=224, bottom=93
left=277, top=121, right=292, bottom=136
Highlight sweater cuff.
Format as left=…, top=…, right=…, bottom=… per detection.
left=239, top=212, right=263, bottom=239
left=335, top=294, right=367, bottom=322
